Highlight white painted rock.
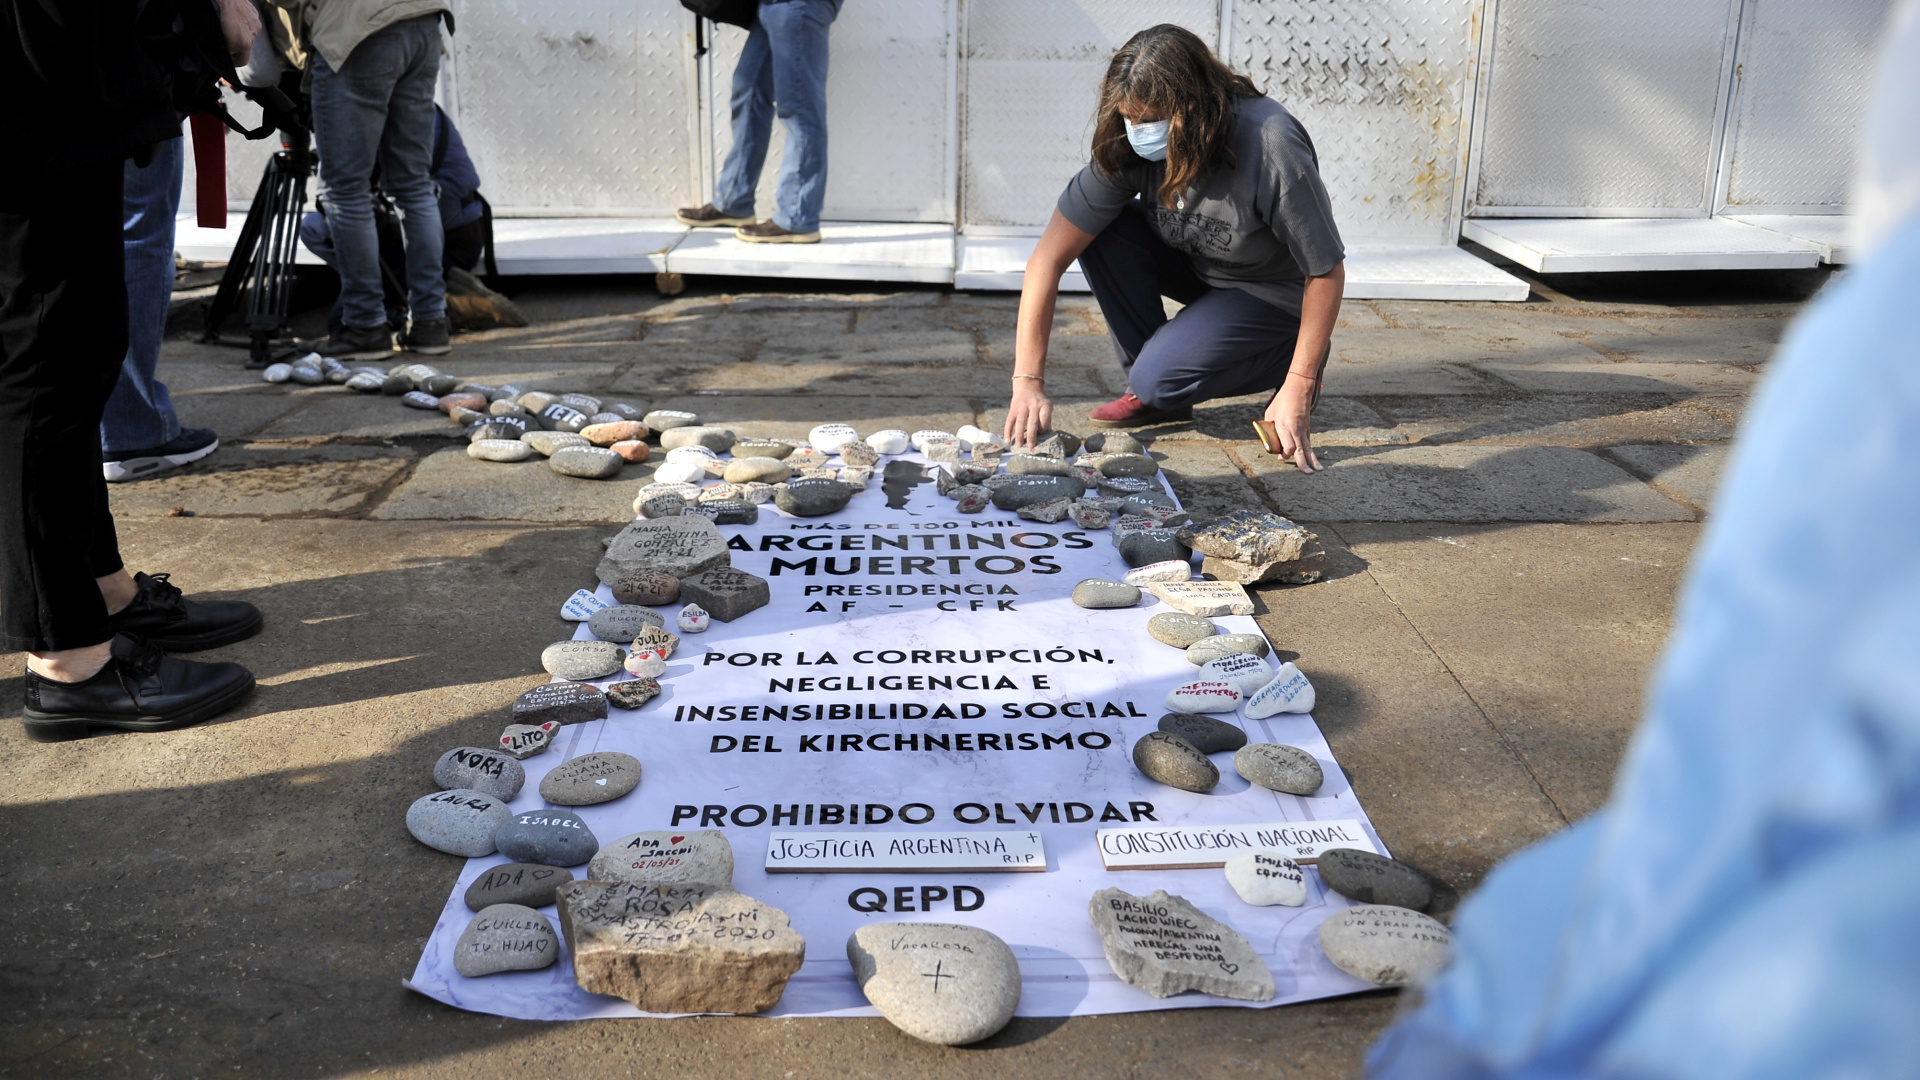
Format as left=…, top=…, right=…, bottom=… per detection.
left=678, top=604, right=710, bottom=633
left=1199, top=653, right=1273, bottom=696
left=1244, top=662, right=1315, bottom=718
left=808, top=423, right=859, bottom=453
left=848, top=923, right=1022, bottom=1046
left=1223, top=851, right=1308, bottom=907
left=1147, top=581, right=1255, bottom=618
left=1164, top=679, right=1242, bottom=714
left=454, top=903, right=561, bottom=977
left=652, top=461, right=707, bottom=485
left=499, top=721, right=561, bottom=759
left=560, top=589, right=609, bottom=621
left=589, top=829, right=734, bottom=887
left=262, top=362, right=293, bottom=383
left=866, top=429, right=911, bottom=455
left=1123, top=560, right=1192, bottom=586
left=909, top=429, right=956, bottom=453
left=624, top=646, right=668, bottom=679
left=1317, top=905, right=1451, bottom=986
left=664, top=445, right=720, bottom=465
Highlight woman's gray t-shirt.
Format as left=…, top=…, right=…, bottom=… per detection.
left=1055, top=96, right=1344, bottom=315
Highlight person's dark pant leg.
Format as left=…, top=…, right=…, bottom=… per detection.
left=1128, top=286, right=1302, bottom=410
left=1077, top=200, right=1210, bottom=364
left=0, top=160, right=131, bottom=652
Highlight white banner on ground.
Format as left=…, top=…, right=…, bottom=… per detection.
left=406, top=455, right=1382, bottom=1019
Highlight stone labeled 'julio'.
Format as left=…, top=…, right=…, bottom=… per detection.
left=1088, top=888, right=1274, bottom=1001
left=558, top=880, right=806, bottom=1014
left=848, top=923, right=1022, bottom=1046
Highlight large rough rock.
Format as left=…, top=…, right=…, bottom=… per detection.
left=848, top=923, right=1022, bottom=1045
left=1087, top=888, right=1274, bottom=1001
left=1178, top=510, right=1316, bottom=566
left=597, top=516, right=731, bottom=584
left=557, top=881, right=806, bottom=1014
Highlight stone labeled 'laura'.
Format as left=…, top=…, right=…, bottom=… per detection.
left=589, top=829, right=734, bottom=888
left=454, top=904, right=561, bottom=977
left=597, top=516, right=731, bottom=583
left=849, top=923, right=1022, bottom=1046
left=1088, top=888, right=1274, bottom=1001
left=539, top=751, right=642, bottom=806
left=558, top=881, right=806, bottom=1014
left=1233, top=743, right=1325, bottom=795
left=1316, top=905, right=1450, bottom=986
left=433, top=747, right=526, bottom=800
left=407, top=789, right=512, bottom=857
left=1315, top=848, right=1435, bottom=912
left=464, top=863, right=574, bottom=911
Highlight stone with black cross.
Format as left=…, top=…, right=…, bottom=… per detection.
left=847, top=923, right=1021, bottom=1045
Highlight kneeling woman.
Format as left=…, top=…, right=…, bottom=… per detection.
left=1001, top=24, right=1343, bottom=473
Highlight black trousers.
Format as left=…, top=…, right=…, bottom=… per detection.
left=1078, top=200, right=1306, bottom=410
left=0, top=158, right=129, bottom=651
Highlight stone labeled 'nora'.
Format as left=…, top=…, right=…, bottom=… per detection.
left=1317, top=905, right=1450, bottom=986
left=589, top=829, right=734, bottom=888
left=433, top=747, right=525, bottom=800
left=1087, top=888, right=1274, bottom=1001
left=849, top=923, right=1022, bottom=1046
left=557, top=880, right=806, bottom=1014
left=454, top=904, right=561, bottom=977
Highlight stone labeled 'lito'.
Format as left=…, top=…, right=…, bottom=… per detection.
left=848, top=923, right=1022, bottom=1046
left=1088, top=888, right=1274, bottom=1001
left=558, top=881, right=806, bottom=1014
left=495, top=807, right=599, bottom=867
left=499, top=721, right=561, bottom=759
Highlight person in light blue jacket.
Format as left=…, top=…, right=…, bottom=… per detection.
left=1366, top=5, right=1920, bottom=1077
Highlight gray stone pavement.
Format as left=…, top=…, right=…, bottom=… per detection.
left=0, top=265, right=1822, bottom=1078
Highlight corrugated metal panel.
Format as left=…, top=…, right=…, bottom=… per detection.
left=705, top=1, right=954, bottom=224
left=961, top=0, right=1220, bottom=229
left=1231, top=0, right=1482, bottom=245
left=1718, top=0, right=1888, bottom=213
left=446, top=0, right=694, bottom=214
left=1470, top=0, right=1740, bottom=215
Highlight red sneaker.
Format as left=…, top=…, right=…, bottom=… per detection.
left=1087, top=393, right=1194, bottom=428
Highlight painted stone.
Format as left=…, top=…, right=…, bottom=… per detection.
left=604, top=677, right=662, bottom=710
left=495, top=807, right=599, bottom=867
left=1122, top=560, right=1191, bottom=586
left=611, top=569, right=679, bottom=607
left=679, top=567, right=770, bottom=623
left=540, top=640, right=625, bottom=681
left=1185, top=634, right=1271, bottom=665
left=848, top=923, right=1022, bottom=1046
left=1072, top=579, right=1140, bottom=609
left=1147, top=612, right=1217, bottom=649
left=1244, top=662, right=1315, bottom=717
left=560, top=589, right=609, bottom=621
left=587, top=604, right=666, bottom=643
left=1087, top=888, right=1274, bottom=1001
left=678, top=604, right=711, bottom=633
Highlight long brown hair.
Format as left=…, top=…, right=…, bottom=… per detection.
left=1092, top=25, right=1259, bottom=207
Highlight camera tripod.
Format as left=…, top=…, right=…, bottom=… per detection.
left=201, top=77, right=316, bottom=369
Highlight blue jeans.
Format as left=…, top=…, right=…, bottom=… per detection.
left=102, top=136, right=183, bottom=453
left=310, top=14, right=445, bottom=329
left=714, top=0, right=843, bottom=234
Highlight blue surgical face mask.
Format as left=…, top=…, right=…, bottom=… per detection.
left=1124, top=118, right=1170, bottom=162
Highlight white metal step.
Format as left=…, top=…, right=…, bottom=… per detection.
left=1462, top=217, right=1824, bottom=272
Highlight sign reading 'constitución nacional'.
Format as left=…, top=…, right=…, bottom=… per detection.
left=1095, top=819, right=1380, bottom=870
left=765, top=829, right=1047, bottom=872
left=409, top=452, right=1389, bottom=1022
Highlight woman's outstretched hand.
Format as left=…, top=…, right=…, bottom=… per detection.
left=1003, top=381, right=1054, bottom=449
left=1265, top=376, right=1323, bottom=473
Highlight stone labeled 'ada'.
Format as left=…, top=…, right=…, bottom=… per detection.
left=454, top=903, right=561, bottom=977
left=597, top=516, right=731, bottom=584
left=1316, top=905, right=1450, bottom=986
left=1087, top=888, right=1274, bottom=1001
left=589, top=829, right=734, bottom=888
left=848, top=923, right=1022, bottom=1046
left=464, top=862, right=574, bottom=911
left=557, top=880, right=806, bottom=1014
left=512, top=681, right=608, bottom=727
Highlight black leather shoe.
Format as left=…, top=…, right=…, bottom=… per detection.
left=107, top=572, right=263, bottom=651
left=22, top=634, right=255, bottom=741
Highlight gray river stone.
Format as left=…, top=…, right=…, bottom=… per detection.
left=548, top=445, right=624, bottom=479
left=1158, top=713, right=1248, bottom=754
left=522, top=430, right=590, bottom=457
left=638, top=493, right=688, bottom=519
left=453, top=903, right=561, bottom=977
left=775, top=478, right=853, bottom=517
left=1147, top=612, right=1217, bottom=648
left=516, top=391, right=557, bottom=413
left=724, top=456, right=793, bottom=485
left=589, top=829, right=734, bottom=887
left=511, top=681, right=608, bottom=727
left=406, top=789, right=512, bottom=857
left=433, top=747, right=526, bottom=800
left=1030, top=431, right=1081, bottom=459
left=558, top=392, right=602, bottom=414
left=1007, top=453, right=1073, bottom=477
left=1086, top=431, right=1145, bottom=455
left=643, top=409, right=699, bottom=431
left=1233, top=743, right=1325, bottom=796
left=468, top=438, right=533, bottom=463
left=611, top=569, right=680, bottom=606
left=539, top=404, right=591, bottom=433
left=540, top=640, right=625, bottom=681
left=1088, top=888, right=1274, bottom=1001
left=989, top=475, right=1086, bottom=510
left=1179, top=510, right=1314, bottom=566
left=587, top=604, right=667, bottom=643
left=1098, top=453, right=1159, bottom=478
left=597, top=516, right=731, bottom=583
left=1072, top=579, right=1140, bottom=609
left=660, top=425, right=737, bottom=453
left=539, top=751, right=642, bottom=806
left=464, top=863, right=575, bottom=911
left=469, top=417, right=532, bottom=443
left=495, top=807, right=599, bottom=867
left=732, top=437, right=796, bottom=459
left=1115, top=524, right=1191, bottom=568
left=849, top=923, right=1022, bottom=1046
left=1131, top=732, right=1219, bottom=793
left=1317, top=905, right=1450, bottom=986
left=1185, top=634, right=1270, bottom=664
left=1316, top=848, right=1435, bottom=912
left=679, top=567, right=771, bottom=622
left=487, top=397, right=527, bottom=416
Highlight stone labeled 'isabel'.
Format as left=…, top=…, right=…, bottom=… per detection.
left=1087, top=888, right=1274, bottom=1001
left=848, top=923, right=1022, bottom=1046
left=557, top=881, right=806, bottom=1014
